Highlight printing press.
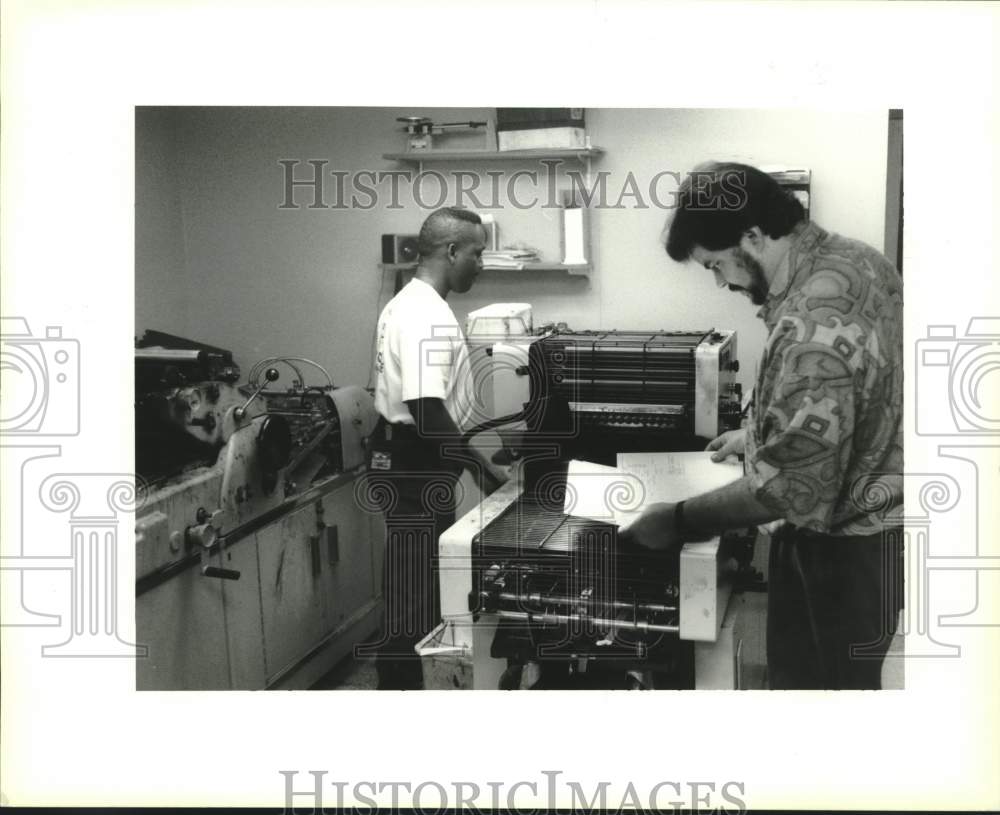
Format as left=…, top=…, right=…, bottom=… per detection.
left=436, top=326, right=765, bottom=689
left=134, top=331, right=381, bottom=689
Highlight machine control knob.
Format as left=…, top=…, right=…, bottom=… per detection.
left=186, top=522, right=218, bottom=550
left=187, top=508, right=225, bottom=551
left=187, top=515, right=242, bottom=581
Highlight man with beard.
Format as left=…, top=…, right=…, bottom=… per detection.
left=620, top=162, right=904, bottom=689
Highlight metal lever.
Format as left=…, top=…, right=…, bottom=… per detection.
left=438, top=120, right=487, bottom=130
left=186, top=510, right=241, bottom=581
left=202, top=565, right=241, bottom=581
left=234, top=367, right=279, bottom=422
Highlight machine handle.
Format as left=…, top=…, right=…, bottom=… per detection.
left=234, top=367, right=279, bottom=421
left=439, top=120, right=487, bottom=129
left=202, top=565, right=241, bottom=581
left=188, top=509, right=239, bottom=580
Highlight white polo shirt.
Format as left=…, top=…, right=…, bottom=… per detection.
left=373, top=277, right=477, bottom=431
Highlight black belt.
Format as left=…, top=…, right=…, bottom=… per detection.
left=372, top=417, right=462, bottom=475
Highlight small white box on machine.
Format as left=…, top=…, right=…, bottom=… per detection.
left=465, top=303, right=533, bottom=339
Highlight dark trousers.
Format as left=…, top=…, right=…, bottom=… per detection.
left=767, top=524, right=903, bottom=690
left=368, top=426, right=461, bottom=690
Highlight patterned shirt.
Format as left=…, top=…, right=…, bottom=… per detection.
left=745, top=221, right=904, bottom=535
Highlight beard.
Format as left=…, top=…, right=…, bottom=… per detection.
left=729, top=248, right=770, bottom=305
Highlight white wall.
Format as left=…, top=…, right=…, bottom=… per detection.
left=135, top=107, right=188, bottom=339
left=135, top=107, right=888, bottom=393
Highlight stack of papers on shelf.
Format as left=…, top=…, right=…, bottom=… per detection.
left=482, top=249, right=539, bottom=269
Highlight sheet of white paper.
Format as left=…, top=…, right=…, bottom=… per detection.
left=617, top=450, right=743, bottom=501
left=563, top=459, right=644, bottom=522
left=564, top=452, right=743, bottom=527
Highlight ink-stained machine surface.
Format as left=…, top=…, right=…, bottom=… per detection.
left=134, top=331, right=382, bottom=690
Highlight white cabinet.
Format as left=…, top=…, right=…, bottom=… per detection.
left=257, top=502, right=332, bottom=682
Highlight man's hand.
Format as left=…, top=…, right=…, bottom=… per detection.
left=617, top=502, right=682, bottom=552
left=705, top=428, right=746, bottom=462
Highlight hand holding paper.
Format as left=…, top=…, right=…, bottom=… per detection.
left=564, top=451, right=744, bottom=550
left=705, top=428, right=746, bottom=462
left=616, top=501, right=682, bottom=552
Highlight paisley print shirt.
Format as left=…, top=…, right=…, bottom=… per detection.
left=745, top=221, right=904, bottom=535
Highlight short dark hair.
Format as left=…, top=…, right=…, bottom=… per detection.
left=417, top=207, right=483, bottom=258
left=664, top=162, right=806, bottom=261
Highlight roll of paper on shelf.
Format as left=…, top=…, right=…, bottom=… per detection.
left=561, top=205, right=587, bottom=265
left=479, top=213, right=500, bottom=251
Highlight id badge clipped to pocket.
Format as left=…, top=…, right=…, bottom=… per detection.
left=370, top=450, right=392, bottom=471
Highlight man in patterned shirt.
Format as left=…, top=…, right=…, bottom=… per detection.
left=621, top=162, right=903, bottom=689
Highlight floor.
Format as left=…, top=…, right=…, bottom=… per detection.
left=310, top=632, right=380, bottom=690
left=882, top=616, right=905, bottom=689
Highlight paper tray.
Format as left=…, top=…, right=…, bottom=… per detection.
left=414, top=620, right=472, bottom=690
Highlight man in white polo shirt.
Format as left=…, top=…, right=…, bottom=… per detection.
left=371, top=207, right=507, bottom=689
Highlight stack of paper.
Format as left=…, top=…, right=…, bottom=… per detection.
left=482, top=248, right=540, bottom=269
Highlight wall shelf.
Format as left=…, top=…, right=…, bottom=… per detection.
left=379, top=144, right=600, bottom=281
left=487, top=263, right=592, bottom=276
left=382, top=147, right=604, bottom=163
left=380, top=262, right=590, bottom=276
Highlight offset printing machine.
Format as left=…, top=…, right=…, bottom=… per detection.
left=134, top=331, right=381, bottom=689
left=437, top=326, right=764, bottom=689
